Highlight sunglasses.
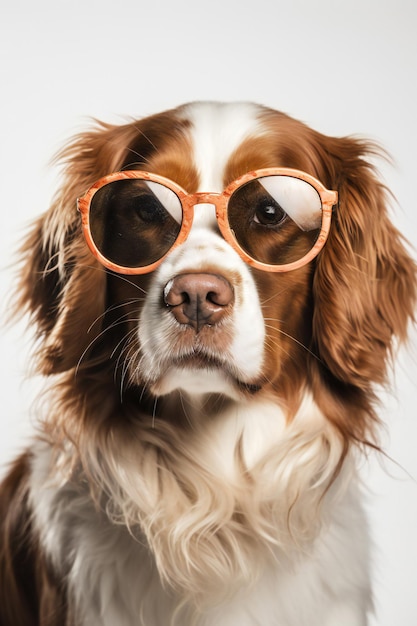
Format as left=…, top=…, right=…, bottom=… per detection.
left=78, top=168, right=338, bottom=275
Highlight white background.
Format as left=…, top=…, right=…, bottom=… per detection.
left=0, top=1, right=416, bottom=624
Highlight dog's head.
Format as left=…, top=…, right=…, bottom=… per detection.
left=19, top=102, right=416, bottom=443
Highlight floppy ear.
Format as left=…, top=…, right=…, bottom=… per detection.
left=312, top=137, right=416, bottom=389
left=16, top=121, right=141, bottom=374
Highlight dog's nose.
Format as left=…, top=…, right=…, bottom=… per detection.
left=164, top=273, right=234, bottom=332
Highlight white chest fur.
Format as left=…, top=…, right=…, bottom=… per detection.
left=29, top=394, right=372, bottom=625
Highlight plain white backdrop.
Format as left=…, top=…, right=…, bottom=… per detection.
left=1, top=0, right=416, bottom=624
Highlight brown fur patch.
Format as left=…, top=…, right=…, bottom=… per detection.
left=0, top=454, right=69, bottom=625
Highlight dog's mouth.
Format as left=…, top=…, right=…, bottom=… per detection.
left=149, top=348, right=263, bottom=397
left=170, top=350, right=228, bottom=371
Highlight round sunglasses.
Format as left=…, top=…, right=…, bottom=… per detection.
left=77, top=168, right=338, bottom=275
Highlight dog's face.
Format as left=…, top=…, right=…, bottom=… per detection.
left=107, top=104, right=319, bottom=400
left=20, top=102, right=415, bottom=438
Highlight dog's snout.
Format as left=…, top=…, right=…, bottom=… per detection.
left=164, top=273, right=234, bottom=332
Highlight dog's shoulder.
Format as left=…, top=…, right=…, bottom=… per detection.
left=0, top=452, right=69, bottom=626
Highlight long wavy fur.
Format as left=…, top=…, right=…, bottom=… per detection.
left=2, top=103, right=416, bottom=624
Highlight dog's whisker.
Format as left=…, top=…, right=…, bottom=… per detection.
left=110, top=326, right=139, bottom=361
left=132, top=125, right=159, bottom=153
left=263, top=323, right=322, bottom=362
left=78, top=263, right=149, bottom=295
left=100, top=132, right=152, bottom=166
left=118, top=345, right=139, bottom=399
left=260, top=287, right=293, bottom=306
left=86, top=301, right=144, bottom=333
left=107, top=272, right=149, bottom=295
left=75, top=313, right=142, bottom=375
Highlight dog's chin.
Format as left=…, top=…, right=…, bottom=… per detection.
left=150, top=359, right=262, bottom=399
left=151, top=366, right=238, bottom=398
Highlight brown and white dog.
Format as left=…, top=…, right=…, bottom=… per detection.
left=0, top=102, right=415, bottom=626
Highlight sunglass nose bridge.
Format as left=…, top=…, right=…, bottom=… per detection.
left=185, top=191, right=222, bottom=206
left=185, top=194, right=221, bottom=231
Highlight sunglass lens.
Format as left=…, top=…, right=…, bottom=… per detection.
left=89, top=178, right=182, bottom=269
left=227, top=176, right=322, bottom=266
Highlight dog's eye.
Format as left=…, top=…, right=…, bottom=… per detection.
left=253, top=198, right=287, bottom=227
left=134, top=195, right=168, bottom=224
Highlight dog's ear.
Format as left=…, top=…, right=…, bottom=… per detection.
left=312, top=137, right=416, bottom=389
left=16, top=121, right=141, bottom=374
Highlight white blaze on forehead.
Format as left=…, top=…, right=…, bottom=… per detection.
left=182, top=102, right=264, bottom=192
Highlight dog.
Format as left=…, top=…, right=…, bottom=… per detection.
left=0, top=102, right=415, bottom=626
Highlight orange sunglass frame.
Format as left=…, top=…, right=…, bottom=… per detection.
left=77, top=167, right=338, bottom=275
